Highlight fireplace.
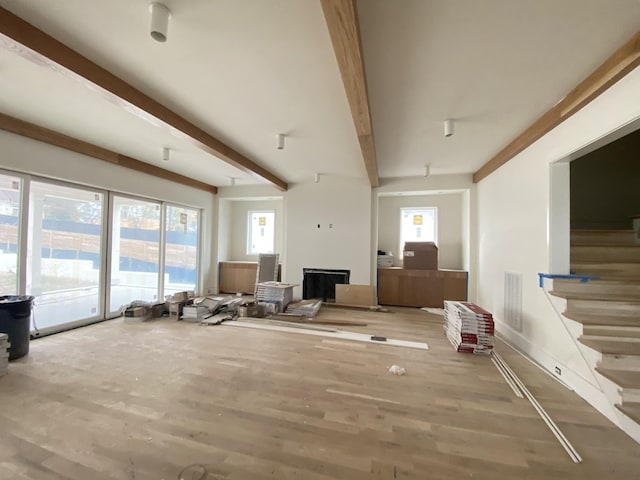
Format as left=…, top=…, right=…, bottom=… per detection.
left=302, top=268, right=350, bottom=302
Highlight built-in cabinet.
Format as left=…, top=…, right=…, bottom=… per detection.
left=377, top=268, right=468, bottom=307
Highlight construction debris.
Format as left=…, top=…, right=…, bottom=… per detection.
left=285, top=299, right=322, bottom=317
left=444, top=301, right=495, bottom=354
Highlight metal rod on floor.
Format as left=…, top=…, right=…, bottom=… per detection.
left=493, top=352, right=582, bottom=463
left=491, top=355, right=524, bottom=398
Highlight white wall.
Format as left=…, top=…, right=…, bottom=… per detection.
left=476, top=66, right=640, bottom=420
left=285, top=176, right=372, bottom=298
left=377, top=193, right=463, bottom=269
left=0, top=130, right=217, bottom=294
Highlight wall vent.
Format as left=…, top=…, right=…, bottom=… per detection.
left=504, top=272, right=523, bottom=332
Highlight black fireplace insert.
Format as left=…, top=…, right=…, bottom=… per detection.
left=302, top=268, right=350, bottom=302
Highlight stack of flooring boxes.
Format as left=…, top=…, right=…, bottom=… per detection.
left=444, top=301, right=494, bottom=354
left=0, top=333, right=8, bottom=377
left=255, top=281, right=295, bottom=314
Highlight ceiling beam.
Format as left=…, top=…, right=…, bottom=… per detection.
left=473, top=30, right=640, bottom=183
left=320, top=0, right=379, bottom=187
left=0, top=7, right=287, bottom=191
left=0, top=112, right=218, bottom=194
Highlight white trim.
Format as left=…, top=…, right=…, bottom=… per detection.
left=223, top=320, right=429, bottom=350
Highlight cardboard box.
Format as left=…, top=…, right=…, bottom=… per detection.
left=403, top=242, right=438, bottom=270
left=335, top=284, right=376, bottom=306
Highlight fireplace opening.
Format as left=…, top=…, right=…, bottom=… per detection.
left=302, top=268, right=350, bottom=302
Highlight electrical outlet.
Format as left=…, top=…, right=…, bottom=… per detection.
left=554, top=366, right=561, bottom=376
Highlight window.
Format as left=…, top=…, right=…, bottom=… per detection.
left=109, top=196, right=161, bottom=313
left=164, top=205, right=199, bottom=295
left=0, top=167, right=203, bottom=334
left=247, top=211, right=275, bottom=255
left=0, top=174, right=22, bottom=295
left=27, top=181, right=105, bottom=330
left=400, top=207, right=437, bottom=252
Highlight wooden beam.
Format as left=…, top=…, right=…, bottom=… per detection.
left=473, top=30, right=640, bottom=183
left=0, top=112, right=218, bottom=194
left=320, top=0, right=379, bottom=187
left=0, top=7, right=287, bottom=191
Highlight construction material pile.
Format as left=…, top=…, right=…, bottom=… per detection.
left=0, top=333, right=8, bottom=377
left=183, top=296, right=243, bottom=322
left=255, top=282, right=296, bottom=314
left=285, top=299, right=322, bottom=318
left=444, top=301, right=494, bottom=354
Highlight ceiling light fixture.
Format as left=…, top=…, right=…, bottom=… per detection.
left=277, top=133, right=285, bottom=150
left=444, top=119, right=454, bottom=138
left=162, top=146, right=170, bottom=161
left=149, top=3, right=172, bottom=43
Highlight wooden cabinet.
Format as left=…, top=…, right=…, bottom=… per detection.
left=377, top=268, right=467, bottom=307
left=218, top=261, right=281, bottom=294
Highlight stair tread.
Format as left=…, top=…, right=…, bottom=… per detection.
left=584, top=326, right=640, bottom=339
left=579, top=337, right=640, bottom=355
left=597, top=368, right=640, bottom=388
left=616, top=402, right=640, bottom=424
left=550, top=290, right=640, bottom=301
left=564, top=312, right=640, bottom=326
left=556, top=278, right=640, bottom=284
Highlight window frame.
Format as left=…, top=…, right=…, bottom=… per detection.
left=399, top=207, right=438, bottom=254
left=246, top=210, right=276, bottom=255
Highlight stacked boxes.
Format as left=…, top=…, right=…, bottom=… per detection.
left=167, top=291, right=194, bottom=319
left=444, top=301, right=494, bottom=354
left=255, top=281, right=296, bottom=314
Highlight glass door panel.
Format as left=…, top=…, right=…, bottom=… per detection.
left=0, top=174, right=21, bottom=295
left=27, top=182, right=104, bottom=330
left=164, top=205, right=199, bottom=295
left=110, top=196, right=160, bottom=313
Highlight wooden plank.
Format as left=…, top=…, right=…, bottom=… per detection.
left=0, top=112, right=217, bottom=193
left=335, top=284, right=376, bottom=306
left=473, top=30, right=640, bottom=183
left=320, top=0, right=379, bottom=187
left=0, top=6, right=287, bottom=191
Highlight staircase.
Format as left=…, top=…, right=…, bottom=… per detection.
left=550, top=229, right=640, bottom=426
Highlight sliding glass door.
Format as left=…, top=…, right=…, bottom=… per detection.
left=164, top=205, right=199, bottom=295
left=27, top=182, right=104, bottom=331
left=109, top=196, right=161, bottom=314
left=0, top=174, right=22, bottom=296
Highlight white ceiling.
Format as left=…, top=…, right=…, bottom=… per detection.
left=0, top=0, right=639, bottom=188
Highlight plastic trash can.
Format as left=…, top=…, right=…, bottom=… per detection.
left=0, top=295, right=34, bottom=360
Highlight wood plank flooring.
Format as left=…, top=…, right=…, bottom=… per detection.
left=2, top=306, right=640, bottom=479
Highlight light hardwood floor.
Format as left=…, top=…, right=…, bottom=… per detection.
left=2, top=306, right=640, bottom=479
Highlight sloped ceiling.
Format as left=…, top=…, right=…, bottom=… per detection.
left=0, top=0, right=639, bottom=189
